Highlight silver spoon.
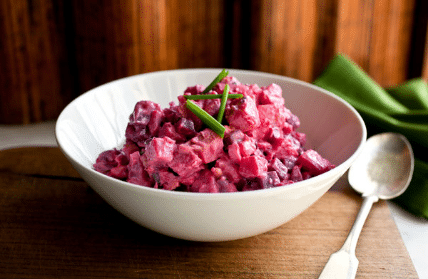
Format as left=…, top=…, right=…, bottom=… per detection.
left=318, top=132, right=414, bottom=279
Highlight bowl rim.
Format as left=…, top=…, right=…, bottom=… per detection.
left=56, top=68, right=367, bottom=200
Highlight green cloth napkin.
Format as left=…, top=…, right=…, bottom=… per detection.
left=314, top=54, right=428, bottom=220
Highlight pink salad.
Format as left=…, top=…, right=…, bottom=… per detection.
left=94, top=72, right=335, bottom=192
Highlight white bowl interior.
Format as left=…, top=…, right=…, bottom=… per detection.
left=56, top=69, right=366, bottom=241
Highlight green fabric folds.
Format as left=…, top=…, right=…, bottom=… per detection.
left=314, top=54, right=428, bottom=219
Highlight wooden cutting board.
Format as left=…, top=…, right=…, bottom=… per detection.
left=0, top=147, right=417, bottom=278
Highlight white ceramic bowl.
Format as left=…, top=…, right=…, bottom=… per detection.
left=56, top=69, right=366, bottom=242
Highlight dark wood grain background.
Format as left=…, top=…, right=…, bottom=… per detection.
left=1, top=0, right=427, bottom=124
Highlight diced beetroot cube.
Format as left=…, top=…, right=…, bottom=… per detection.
left=132, top=100, right=161, bottom=120
left=109, top=165, right=128, bottom=179
left=132, top=113, right=150, bottom=126
left=277, top=106, right=293, bottom=126
left=184, top=84, right=205, bottom=95
left=116, top=152, right=129, bottom=165
left=218, top=75, right=241, bottom=86
left=257, top=104, right=287, bottom=127
left=179, top=170, right=202, bottom=186
left=258, top=84, right=283, bottom=105
left=239, top=155, right=268, bottom=178
left=296, top=149, right=335, bottom=176
left=260, top=171, right=281, bottom=189
left=222, top=125, right=233, bottom=137
left=215, top=156, right=241, bottom=184
left=224, top=129, right=245, bottom=146
left=292, top=131, right=306, bottom=146
left=156, top=170, right=180, bottom=190
left=240, top=84, right=261, bottom=99
left=125, top=122, right=150, bottom=146
left=242, top=179, right=262, bottom=191
left=231, top=83, right=263, bottom=100
left=213, top=82, right=226, bottom=93
left=217, top=176, right=238, bottom=192
left=287, top=114, right=300, bottom=129
left=269, top=157, right=289, bottom=180
left=142, top=137, right=176, bottom=172
left=158, top=123, right=186, bottom=142
left=129, top=101, right=161, bottom=125
left=253, top=148, right=265, bottom=158
left=127, top=151, right=152, bottom=187
left=258, top=89, right=284, bottom=106
left=147, top=110, right=163, bottom=136
left=287, top=133, right=303, bottom=148
left=126, top=101, right=162, bottom=143
left=227, top=142, right=242, bottom=163
left=163, top=105, right=182, bottom=124
left=277, top=106, right=294, bottom=129
left=290, top=165, right=303, bottom=182
left=180, top=102, right=204, bottom=131
left=247, top=83, right=262, bottom=92
left=168, top=143, right=204, bottom=177
left=177, top=95, right=187, bottom=105
left=239, top=137, right=257, bottom=157
left=229, top=85, right=248, bottom=99
left=257, top=140, right=272, bottom=153
left=190, top=170, right=220, bottom=193
left=122, top=141, right=140, bottom=160
left=302, top=171, right=312, bottom=180
left=283, top=156, right=298, bottom=169
left=214, top=76, right=242, bottom=94
left=266, top=126, right=283, bottom=145
left=272, top=136, right=300, bottom=159
left=175, top=118, right=197, bottom=138
left=282, top=122, right=294, bottom=134
left=260, top=83, right=282, bottom=97
left=246, top=124, right=271, bottom=141
left=128, top=151, right=142, bottom=166
left=203, top=95, right=221, bottom=116
left=257, top=141, right=274, bottom=161
left=226, top=96, right=260, bottom=132
left=93, top=149, right=120, bottom=173
left=190, top=128, right=224, bottom=164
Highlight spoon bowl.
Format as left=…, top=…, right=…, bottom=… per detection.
left=348, top=132, right=414, bottom=199
left=319, top=133, right=414, bottom=279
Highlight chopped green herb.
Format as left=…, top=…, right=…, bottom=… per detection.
left=186, top=100, right=226, bottom=138
left=184, top=93, right=243, bottom=100
left=202, top=69, right=229, bottom=94
left=217, top=84, right=229, bottom=123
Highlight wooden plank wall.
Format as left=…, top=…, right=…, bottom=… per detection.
left=1, top=0, right=426, bottom=124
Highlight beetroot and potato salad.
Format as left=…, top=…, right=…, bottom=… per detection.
left=93, top=70, right=335, bottom=193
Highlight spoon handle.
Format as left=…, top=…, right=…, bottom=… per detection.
left=318, top=195, right=378, bottom=279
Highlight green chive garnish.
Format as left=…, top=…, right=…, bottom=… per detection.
left=184, top=93, right=243, bottom=100
left=186, top=100, right=225, bottom=138
left=217, top=84, right=229, bottom=123
left=202, top=69, right=229, bottom=93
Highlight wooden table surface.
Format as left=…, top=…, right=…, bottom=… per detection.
left=0, top=147, right=418, bottom=278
